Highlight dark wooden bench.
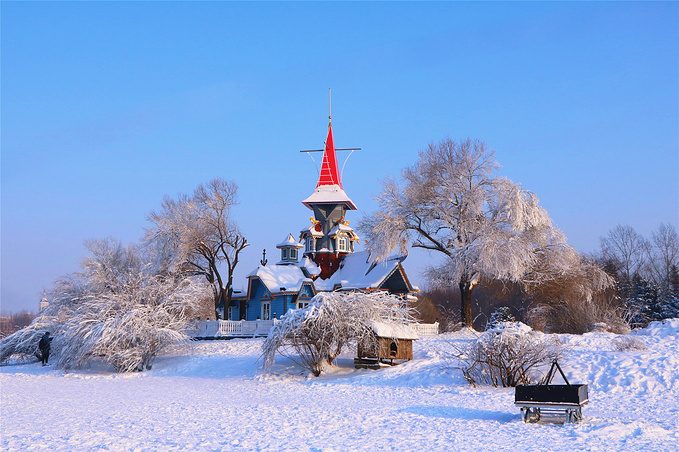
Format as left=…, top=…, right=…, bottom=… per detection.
left=515, top=360, right=589, bottom=423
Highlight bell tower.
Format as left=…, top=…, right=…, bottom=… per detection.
left=300, top=108, right=360, bottom=279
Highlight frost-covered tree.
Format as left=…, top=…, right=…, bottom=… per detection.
left=625, top=277, right=660, bottom=328
left=146, top=178, right=248, bottom=319
left=262, top=291, right=413, bottom=376
left=0, top=316, right=55, bottom=364
left=360, top=138, right=610, bottom=327
left=0, top=238, right=210, bottom=371
left=487, top=306, right=515, bottom=330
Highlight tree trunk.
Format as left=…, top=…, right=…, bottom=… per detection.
left=459, top=281, right=474, bottom=328
left=214, top=286, right=226, bottom=320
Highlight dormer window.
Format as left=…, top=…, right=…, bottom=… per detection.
left=337, top=237, right=348, bottom=252
left=305, top=237, right=314, bottom=253
left=280, top=247, right=298, bottom=262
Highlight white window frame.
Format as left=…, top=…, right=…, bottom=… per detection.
left=227, top=306, right=235, bottom=321
left=261, top=301, right=271, bottom=320
left=290, top=248, right=298, bottom=260
left=337, top=237, right=347, bottom=252
left=281, top=248, right=289, bottom=260
left=305, top=237, right=314, bottom=253
left=297, top=301, right=309, bottom=310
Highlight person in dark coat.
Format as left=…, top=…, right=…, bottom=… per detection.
left=38, top=332, right=51, bottom=366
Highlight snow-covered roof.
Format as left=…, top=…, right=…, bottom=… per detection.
left=301, top=224, right=324, bottom=238
left=298, top=257, right=321, bottom=276
left=371, top=321, right=419, bottom=340
left=248, top=265, right=312, bottom=293
left=276, top=234, right=304, bottom=249
left=302, top=184, right=357, bottom=210
left=328, top=222, right=358, bottom=239
left=314, top=250, right=408, bottom=291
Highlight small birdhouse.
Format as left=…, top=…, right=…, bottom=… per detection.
left=355, top=321, right=418, bottom=369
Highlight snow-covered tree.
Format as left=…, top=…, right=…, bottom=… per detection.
left=360, top=138, right=611, bottom=327
left=0, top=238, right=210, bottom=371
left=487, top=306, right=515, bottom=330
left=625, top=277, right=660, bottom=328
left=624, top=275, right=679, bottom=328
left=262, top=291, right=414, bottom=377
left=0, top=316, right=55, bottom=364
left=146, top=178, right=248, bottom=319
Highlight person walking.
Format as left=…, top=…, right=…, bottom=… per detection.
left=38, top=331, right=51, bottom=366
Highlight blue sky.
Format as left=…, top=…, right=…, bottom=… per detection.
left=2, top=1, right=678, bottom=313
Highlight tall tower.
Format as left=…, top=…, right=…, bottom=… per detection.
left=300, top=120, right=360, bottom=279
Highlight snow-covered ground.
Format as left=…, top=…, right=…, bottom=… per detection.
left=2, top=320, right=678, bottom=451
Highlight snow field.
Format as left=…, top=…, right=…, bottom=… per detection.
left=2, top=320, right=678, bottom=451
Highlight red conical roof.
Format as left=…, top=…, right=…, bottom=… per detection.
left=316, top=122, right=342, bottom=189
left=302, top=120, right=356, bottom=210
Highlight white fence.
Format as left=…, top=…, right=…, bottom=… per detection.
left=414, top=322, right=439, bottom=336
left=191, top=320, right=439, bottom=339
left=192, top=319, right=276, bottom=338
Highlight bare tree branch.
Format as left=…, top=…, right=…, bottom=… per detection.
left=145, top=179, right=249, bottom=319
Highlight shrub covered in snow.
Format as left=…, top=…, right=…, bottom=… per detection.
left=454, top=322, right=563, bottom=387
left=611, top=335, right=648, bottom=352
left=262, top=291, right=413, bottom=377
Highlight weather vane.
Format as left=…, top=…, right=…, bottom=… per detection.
left=300, top=89, right=362, bottom=178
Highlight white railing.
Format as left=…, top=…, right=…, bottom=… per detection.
left=192, top=319, right=277, bottom=338
left=414, top=322, right=439, bottom=336
left=192, top=320, right=439, bottom=339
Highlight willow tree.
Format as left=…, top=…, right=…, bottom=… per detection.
left=146, top=178, right=248, bottom=319
left=361, top=138, right=608, bottom=328
left=0, top=238, right=210, bottom=371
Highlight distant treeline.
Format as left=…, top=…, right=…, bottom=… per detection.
left=0, top=311, right=36, bottom=338
left=412, top=223, right=679, bottom=333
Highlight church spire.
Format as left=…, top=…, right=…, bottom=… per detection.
left=315, top=121, right=343, bottom=189
left=301, top=100, right=357, bottom=211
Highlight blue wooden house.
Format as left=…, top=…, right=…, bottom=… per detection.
left=228, top=120, right=418, bottom=321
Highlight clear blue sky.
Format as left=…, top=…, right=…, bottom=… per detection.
left=2, top=1, right=678, bottom=313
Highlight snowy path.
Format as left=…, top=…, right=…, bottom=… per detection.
left=2, top=321, right=679, bottom=451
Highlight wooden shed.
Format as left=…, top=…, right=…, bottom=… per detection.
left=355, top=322, right=419, bottom=369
